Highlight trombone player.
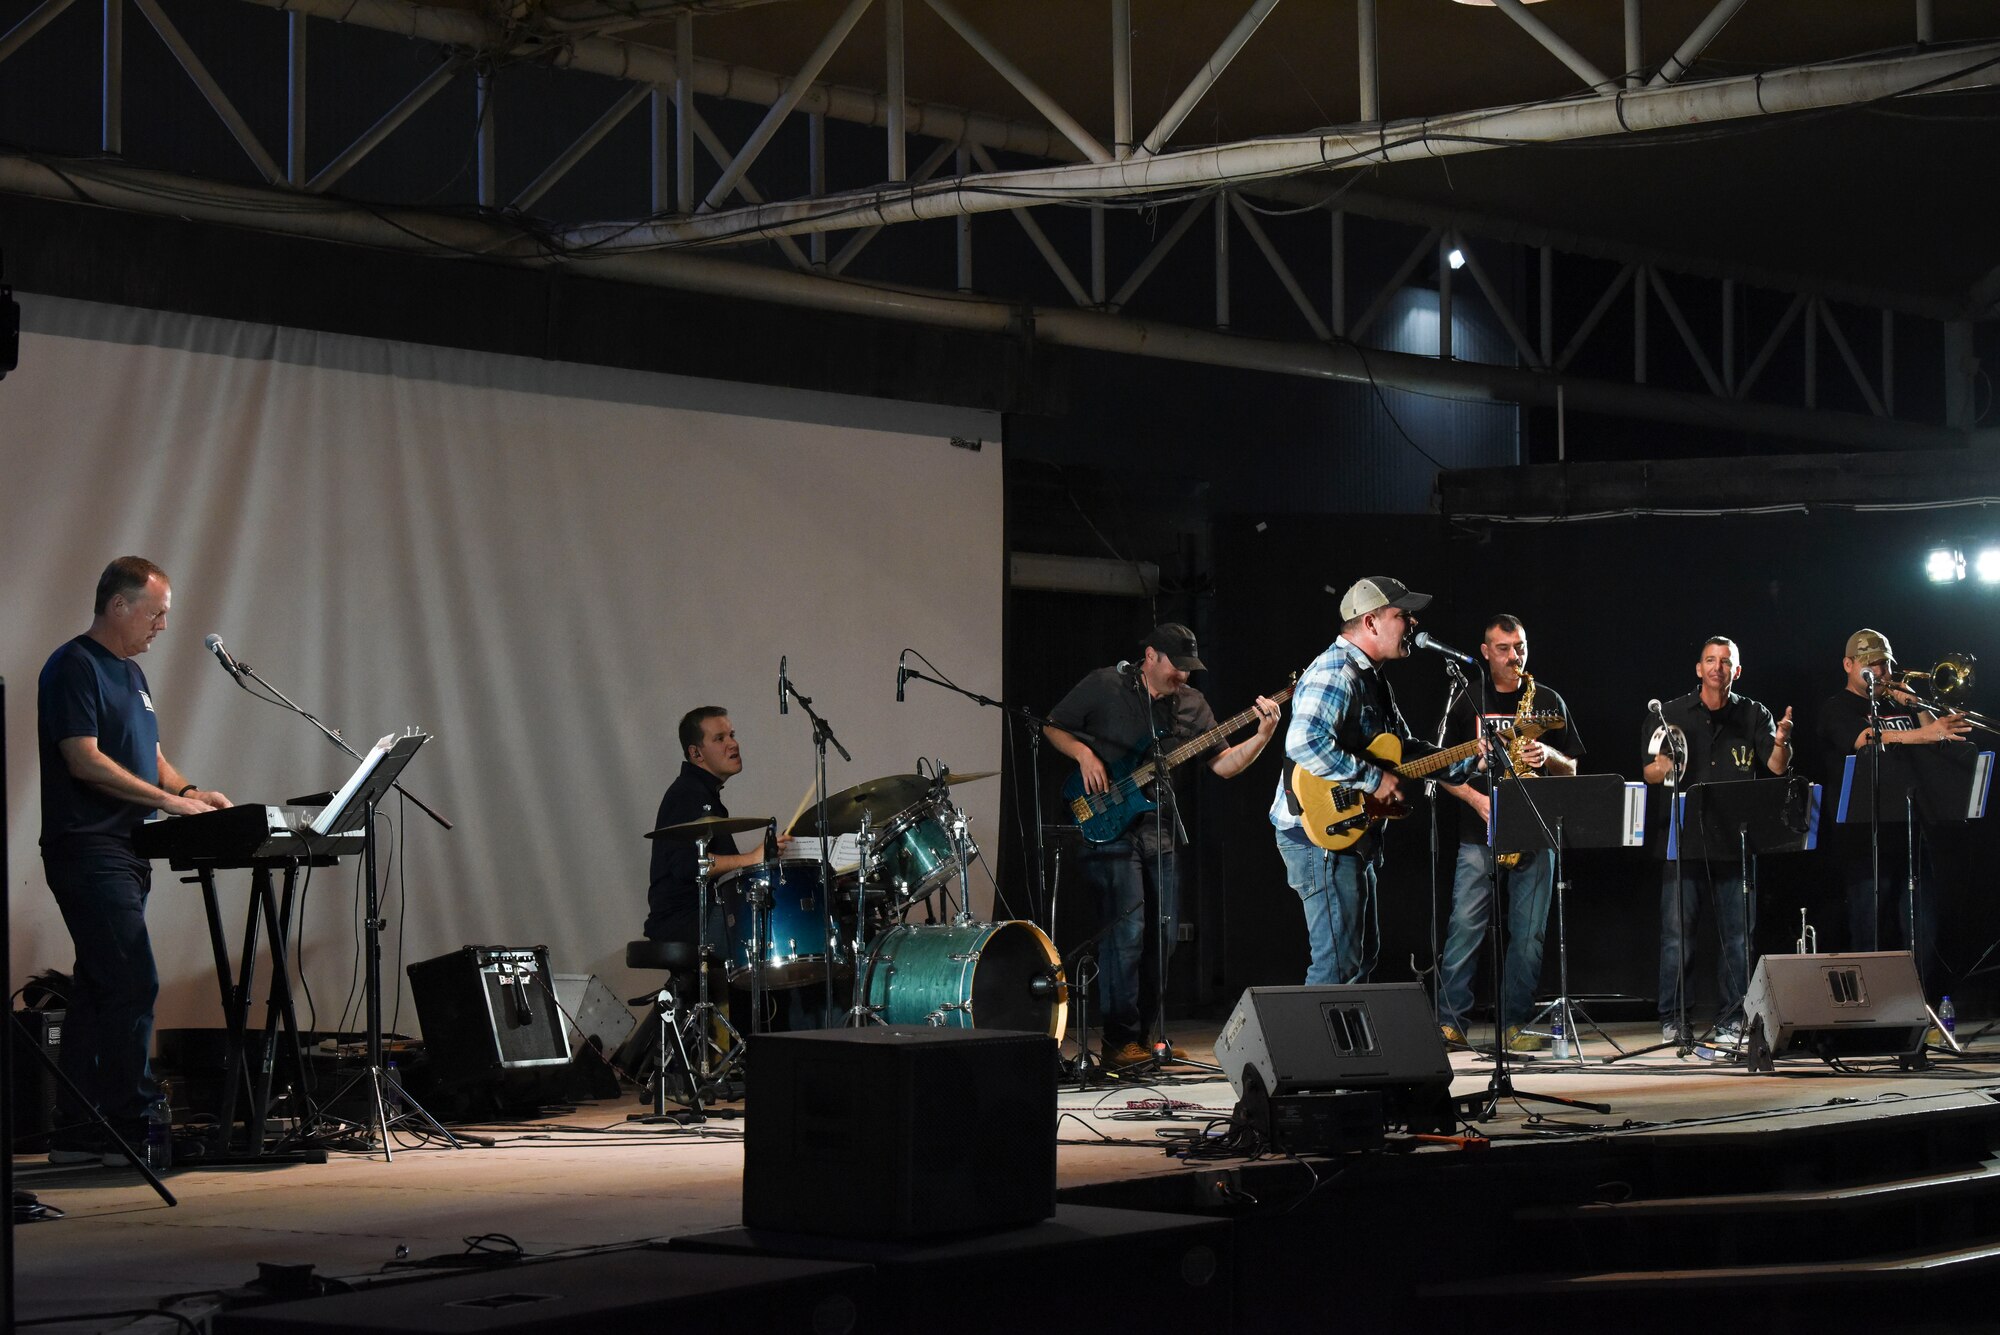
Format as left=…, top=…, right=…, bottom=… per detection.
left=1814, top=630, right=1974, bottom=991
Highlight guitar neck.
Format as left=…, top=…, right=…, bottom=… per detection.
left=1393, top=736, right=1482, bottom=780
left=1127, top=681, right=1298, bottom=789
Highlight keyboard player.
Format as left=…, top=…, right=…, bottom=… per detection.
left=37, top=557, right=232, bottom=1164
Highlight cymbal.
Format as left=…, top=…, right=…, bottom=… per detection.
left=646, top=814, right=772, bottom=841
left=790, top=775, right=932, bottom=838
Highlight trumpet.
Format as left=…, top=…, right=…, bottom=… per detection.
left=1886, top=652, right=1999, bottom=735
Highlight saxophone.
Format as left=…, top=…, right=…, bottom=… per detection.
left=1495, top=672, right=1537, bottom=870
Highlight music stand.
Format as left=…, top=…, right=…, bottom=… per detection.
left=1494, top=775, right=1647, bottom=1063
left=309, top=733, right=457, bottom=1160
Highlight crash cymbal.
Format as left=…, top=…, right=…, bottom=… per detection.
left=646, top=814, right=773, bottom=841
left=790, top=775, right=932, bottom=838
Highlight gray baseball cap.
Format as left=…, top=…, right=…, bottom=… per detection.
left=1338, top=576, right=1432, bottom=622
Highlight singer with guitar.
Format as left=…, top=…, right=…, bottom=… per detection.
left=1044, top=624, right=1281, bottom=1069
left=1271, top=578, right=1482, bottom=989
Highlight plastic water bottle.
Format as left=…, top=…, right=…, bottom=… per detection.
left=1941, top=996, right=1957, bottom=1037
left=144, top=1098, right=173, bottom=1171
left=1551, top=1012, right=1569, bottom=1059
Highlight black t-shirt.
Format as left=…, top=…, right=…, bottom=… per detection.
left=645, top=761, right=739, bottom=941
left=1048, top=664, right=1219, bottom=850
left=1444, top=677, right=1586, bottom=846
left=1644, top=690, right=1780, bottom=860
left=1817, top=687, right=1977, bottom=834
left=38, top=634, right=162, bottom=847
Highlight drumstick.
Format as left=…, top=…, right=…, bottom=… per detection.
left=782, top=780, right=818, bottom=839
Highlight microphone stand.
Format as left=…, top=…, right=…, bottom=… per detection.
left=1426, top=662, right=1468, bottom=1027
left=219, top=656, right=459, bottom=1161
left=780, top=667, right=854, bottom=1029
left=1607, top=712, right=1693, bottom=1063
left=900, top=661, right=1053, bottom=927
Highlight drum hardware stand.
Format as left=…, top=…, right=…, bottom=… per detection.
left=221, top=650, right=455, bottom=1162
left=691, top=833, right=748, bottom=1090
left=780, top=658, right=851, bottom=1030
left=844, top=812, right=885, bottom=1026
left=898, top=655, right=1055, bottom=928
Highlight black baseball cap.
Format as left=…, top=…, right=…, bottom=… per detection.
left=1142, top=623, right=1206, bottom=672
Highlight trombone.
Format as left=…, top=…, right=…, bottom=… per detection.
left=1886, top=652, right=2000, bottom=736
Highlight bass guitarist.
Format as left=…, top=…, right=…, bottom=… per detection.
left=1045, top=623, right=1280, bottom=1069
left=1272, top=578, right=1481, bottom=988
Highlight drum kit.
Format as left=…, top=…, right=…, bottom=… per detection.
left=649, top=766, right=1068, bottom=1100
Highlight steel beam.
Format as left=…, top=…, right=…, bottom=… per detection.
left=514, top=82, right=652, bottom=213
left=1357, top=0, right=1379, bottom=120
left=1109, top=196, right=1207, bottom=311
left=1330, top=209, right=1347, bottom=337
left=687, top=104, right=814, bottom=269
left=0, top=0, right=79, bottom=69
left=1489, top=0, right=1616, bottom=92
left=1214, top=192, right=1231, bottom=330
left=1623, top=0, right=1642, bottom=88
left=1819, top=300, right=1886, bottom=418
left=1350, top=226, right=1442, bottom=344
left=1438, top=233, right=1453, bottom=360
left=307, top=61, right=458, bottom=195
left=1112, top=0, right=1133, bottom=156
left=133, top=0, right=281, bottom=183
left=1647, top=268, right=1723, bottom=397
left=0, top=151, right=1972, bottom=453
left=884, top=0, right=905, bottom=181
left=1650, top=0, right=1749, bottom=87
left=563, top=45, right=2000, bottom=253
left=675, top=13, right=694, bottom=213
left=969, top=143, right=1088, bottom=306
left=650, top=85, right=670, bottom=213
left=828, top=136, right=956, bottom=275
left=925, top=0, right=1108, bottom=164
left=1456, top=238, right=1538, bottom=369
left=101, top=0, right=119, bottom=154
left=1557, top=264, right=1635, bottom=373
left=1738, top=292, right=1807, bottom=399
left=1228, top=195, right=1328, bottom=341
left=1140, top=0, right=1284, bottom=156
left=286, top=8, right=306, bottom=186
left=701, top=0, right=872, bottom=211
left=476, top=68, right=496, bottom=208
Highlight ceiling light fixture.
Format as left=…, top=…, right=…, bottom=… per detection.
left=1446, top=248, right=1466, bottom=270
left=1926, top=547, right=1966, bottom=584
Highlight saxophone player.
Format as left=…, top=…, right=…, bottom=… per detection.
left=1436, top=615, right=1584, bottom=1051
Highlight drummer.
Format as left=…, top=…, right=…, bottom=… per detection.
left=643, top=707, right=789, bottom=946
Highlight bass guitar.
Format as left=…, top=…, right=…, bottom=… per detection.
left=1289, top=713, right=1566, bottom=852
left=1064, top=676, right=1297, bottom=844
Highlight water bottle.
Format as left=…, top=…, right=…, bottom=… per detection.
left=1551, top=1012, right=1569, bottom=1059
left=1941, top=996, right=1957, bottom=1037
left=144, top=1098, right=173, bottom=1172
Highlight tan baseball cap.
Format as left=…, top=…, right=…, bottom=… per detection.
left=1339, top=576, right=1431, bottom=622
left=1845, top=628, right=1894, bottom=667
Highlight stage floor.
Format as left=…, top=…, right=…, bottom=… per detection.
left=17, top=1019, right=2000, bottom=1332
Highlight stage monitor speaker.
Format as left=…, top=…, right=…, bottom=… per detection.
left=744, top=1026, right=1056, bottom=1240
left=1743, top=950, right=1929, bottom=1070
left=552, top=972, right=636, bottom=1053
left=1214, top=983, right=1452, bottom=1134
left=407, top=946, right=571, bottom=1079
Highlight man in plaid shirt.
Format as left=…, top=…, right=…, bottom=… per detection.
left=1271, top=577, right=1479, bottom=985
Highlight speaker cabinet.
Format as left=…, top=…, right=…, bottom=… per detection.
left=1215, top=983, right=1452, bottom=1134
left=551, top=972, right=636, bottom=1053
left=743, top=1026, right=1056, bottom=1240
left=406, top=946, right=571, bottom=1079
left=1743, top=951, right=1929, bottom=1071
left=10, top=1008, right=64, bottom=1151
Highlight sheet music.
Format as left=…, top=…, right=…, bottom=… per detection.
left=783, top=833, right=864, bottom=875
left=311, top=733, right=397, bottom=836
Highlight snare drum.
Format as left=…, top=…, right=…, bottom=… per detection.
left=867, top=798, right=971, bottom=908
left=861, top=920, right=1067, bottom=1037
left=705, top=859, right=839, bottom=989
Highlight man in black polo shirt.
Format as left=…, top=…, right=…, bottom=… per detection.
left=1642, top=636, right=1794, bottom=1049
left=39, top=556, right=232, bottom=1163
left=1816, top=628, right=1972, bottom=990
left=1045, top=623, right=1279, bottom=1068
left=644, top=707, right=788, bottom=944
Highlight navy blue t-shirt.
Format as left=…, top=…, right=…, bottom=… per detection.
left=38, top=634, right=162, bottom=846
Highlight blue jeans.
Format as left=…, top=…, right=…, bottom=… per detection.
left=1275, top=825, right=1372, bottom=985
left=1437, top=844, right=1554, bottom=1033
left=1077, top=839, right=1179, bottom=1046
left=1659, top=860, right=1752, bottom=1028
left=44, top=838, right=160, bottom=1134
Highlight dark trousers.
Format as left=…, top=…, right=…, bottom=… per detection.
left=1843, top=835, right=1939, bottom=995
left=1078, top=838, right=1181, bottom=1048
left=44, top=838, right=160, bottom=1134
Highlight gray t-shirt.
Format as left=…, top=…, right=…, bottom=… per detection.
left=1049, top=664, right=1219, bottom=851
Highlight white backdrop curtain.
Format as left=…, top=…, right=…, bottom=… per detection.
left=3, top=294, right=1004, bottom=1036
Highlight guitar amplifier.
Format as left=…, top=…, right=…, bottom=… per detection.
left=407, top=946, right=571, bottom=1078
left=10, top=1008, right=65, bottom=1152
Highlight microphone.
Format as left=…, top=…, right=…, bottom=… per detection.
left=203, top=633, right=243, bottom=677
left=1412, top=632, right=1476, bottom=667
left=896, top=650, right=907, bottom=703
left=1647, top=698, right=1665, bottom=718
left=1861, top=666, right=1877, bottom=689
left=779, top=655, right=788, bottom=715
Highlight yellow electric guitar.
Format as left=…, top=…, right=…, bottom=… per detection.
left=1289, top=714, right=1566, bottom=852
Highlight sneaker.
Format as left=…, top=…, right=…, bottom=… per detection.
left=1102, top=1040, right=1151, bottom=1068
left=1661, top=1022, right=1681, bottom=1044
left=1154, top=1042, right=1192, bottom=1063
left=1504, top=1025, right=1549, bottom=1053
left=1695, top=1026, right=1745, bottom=1061
left=1439, top=1024, right=1468, bottom=1047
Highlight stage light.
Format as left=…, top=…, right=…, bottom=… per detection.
left=1446, top=248, right=1466, bottom=270
left=1976, top=547, right=2000, bottom=585
left=1926, top=547, right=1966, bottom=583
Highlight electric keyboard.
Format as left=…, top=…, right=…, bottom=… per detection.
left=131, top=804, right=364, bottom=867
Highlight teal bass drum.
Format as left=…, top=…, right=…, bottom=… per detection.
left=861, top=920, right=1067, bottom=1037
